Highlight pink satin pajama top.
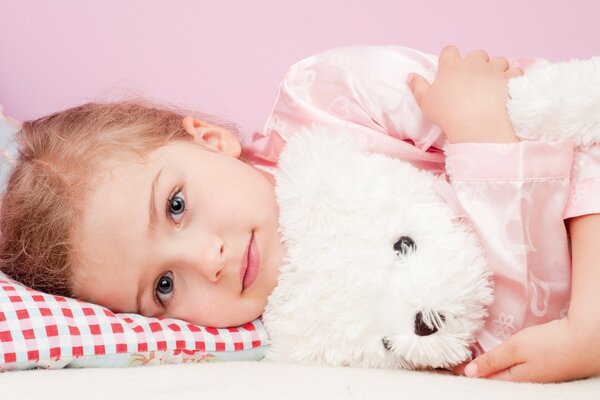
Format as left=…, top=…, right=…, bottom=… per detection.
left=246, top=46, right=600, bottom=352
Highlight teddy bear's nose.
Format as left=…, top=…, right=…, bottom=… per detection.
left=414, top=312, right=445, bottom=336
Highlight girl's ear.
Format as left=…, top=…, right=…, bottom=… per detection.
left=181, top=116, right=242, bottom=158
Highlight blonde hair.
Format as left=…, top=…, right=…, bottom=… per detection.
left=0, top=101, right=239, bottom=297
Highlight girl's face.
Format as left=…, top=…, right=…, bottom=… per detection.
left=72, top=118, right=285, bottom=327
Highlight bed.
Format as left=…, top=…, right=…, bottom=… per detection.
left=0, top=361, right=599, bottom=399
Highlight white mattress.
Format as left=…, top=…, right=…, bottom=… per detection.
left=1, top=361, right=598, bottom=399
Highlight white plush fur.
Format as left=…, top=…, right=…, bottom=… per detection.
left=508, top=57, right=600, bottom=146
left=264, top=130, right=492, bottom=369
left=263, top=57, right=598, bottom=370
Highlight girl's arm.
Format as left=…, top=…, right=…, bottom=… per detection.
left=460, top=215, right=600, bottom=382
left=410, top=46, right=597, bottom=382
left=568, top=214, right=600, bottom=342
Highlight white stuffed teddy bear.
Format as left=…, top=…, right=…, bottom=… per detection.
left=262, top=57, right=600, bottom=370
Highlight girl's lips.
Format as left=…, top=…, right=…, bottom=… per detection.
left=241, top=231, right=260, bottom=291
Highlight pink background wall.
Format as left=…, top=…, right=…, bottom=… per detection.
left=0, top=0, right=598, bottom=135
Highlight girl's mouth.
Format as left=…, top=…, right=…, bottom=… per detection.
left=241, top=231, right=260, bottom=291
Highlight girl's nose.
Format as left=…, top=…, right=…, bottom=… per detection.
left=162, top=229, right=227, bottom=282
left=197, top=243, right=226, bottom=282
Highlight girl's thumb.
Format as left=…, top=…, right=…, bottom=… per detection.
left=407, top=73, right=430, bottom=106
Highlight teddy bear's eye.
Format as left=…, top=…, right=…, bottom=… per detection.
left=394, top=236, right=416, bottom=256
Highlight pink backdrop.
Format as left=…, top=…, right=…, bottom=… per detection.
left=0, top=0, right=598, bottom=135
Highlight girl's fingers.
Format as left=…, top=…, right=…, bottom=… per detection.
left=466, top=49, right=490, bottom=62
left=489, top=56, right=510, bottom=71
left=464, top=336, right=523, bottom=378
left=439, top=45, right=461, bottom=66
left=505, top=67, right=524, bottom=79
left=407, top=73, right=431, bottom=108
left=487, top=364, right=528, bottom=382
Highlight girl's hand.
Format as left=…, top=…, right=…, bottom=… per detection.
left=408, top=45, right=524, bottom=144
left=453, top=318, right=600, bottom=383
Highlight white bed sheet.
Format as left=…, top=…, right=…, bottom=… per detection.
left=1, top=361, right=599, bottom=400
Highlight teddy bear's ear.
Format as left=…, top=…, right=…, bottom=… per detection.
left=507, top=57, right=600, bottom=147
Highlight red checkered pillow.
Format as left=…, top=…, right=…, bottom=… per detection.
left=0, top=271, right=268, bottom=370
left=0, top=108, right=268, bottom=370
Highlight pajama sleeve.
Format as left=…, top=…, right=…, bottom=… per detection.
left=564, top=145, right=600, bottom=219
left=245, top=46, right=447, bottom=175
left=445, top=141, right=574, bottom=352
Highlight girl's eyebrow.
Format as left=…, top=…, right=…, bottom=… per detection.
left=148, top=167, right=164, bottom=233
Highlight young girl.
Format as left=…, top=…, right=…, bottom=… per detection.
left=1, top=45, right=599, bottom=383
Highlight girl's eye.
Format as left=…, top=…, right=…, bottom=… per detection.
left=167, top=190, right=186, bottom=223
left=155, top=271, right=174, bottom=307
